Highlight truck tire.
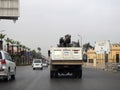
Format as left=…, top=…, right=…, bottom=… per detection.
left=54, top=71, right=58, bottom=78
left=72, top=71, right=76, bottom=78
left=50, top=71, right=53, bottom=78
left=50, top=71, right=58, bottom=78
left=50, top=71, right=55, bottom=78
left=78, top=70, right=82, bottom=78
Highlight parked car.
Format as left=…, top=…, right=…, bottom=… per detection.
left=32, top=59, right=43, bottom=70
left=0, top=50, right=16, bottom=81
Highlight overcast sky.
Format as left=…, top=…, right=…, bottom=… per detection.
left=0, top=0, right=120, bottom=56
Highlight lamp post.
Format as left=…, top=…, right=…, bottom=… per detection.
left=78, top=34, right=82, bottom=48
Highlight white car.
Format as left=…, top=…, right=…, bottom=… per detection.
left=32, top=59, right=43, bottom=70
left=0, top=50, right=16, bottom=81
left=42, top=60, right=48, bottom=67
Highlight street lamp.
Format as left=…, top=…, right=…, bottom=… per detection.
left=78, top=34, right=82, bottom=48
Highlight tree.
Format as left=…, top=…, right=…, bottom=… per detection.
left=31, top=50, right=37, bottom=58
left=0, top=34, right=6, bottom=50
left=37, top=47, right=42, bottom=58
left=27, top=48, right=30, bottom=51
left=37, top=47, right=41, bottom=52
left=9, top=39, right=16, bottom=54
left=0, top=34, right=6, bottom=41
left=16, top=41, right=20, bottom=53
left=5, top=37, right=11, bottom=53
left=83, top=42, right=94, bottom=52
left=19, top=44, right=22, bottom=53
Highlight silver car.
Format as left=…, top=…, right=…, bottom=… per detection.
left=0, top=50, right=16, bottom=81
left=32, top=59, right=43, bottom=70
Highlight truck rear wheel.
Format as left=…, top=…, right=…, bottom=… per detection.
left=72, top=70, right=82, bottom=79
left=50, top=71, right=58, bottom=78
left=78, top=70, right=82, bottom=78
left=50, top=71, right=53, bottom=78
left=72, top=71, right=77, bottom=78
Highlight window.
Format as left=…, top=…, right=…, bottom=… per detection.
left=34, top=60, right=42, bottom=63
left=89, top=59, right=93, bottom=63
left=116, top=54, right=119, bottom=63
left=4, top=53, right=12, bottom=61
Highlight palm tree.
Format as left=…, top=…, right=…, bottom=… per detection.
left=22, top=45, right=26, bottom=52
left=31, top=50, right=37, bottom=58
left=0, top=34, right=6, bottom=50
left=15, top=41, right=21, bottom=65
left=0, top=34, right=6, bottom=41
left=25, top=47, right=30, bottom=64
left=16, top=41, right=20, bottom=53
left=37, top=47, right=41, bottom=52
left=18, top=44, right=23, bottom=65
left=27, top=48, right=31, bottom=64
left=83, top=42, right=94, bottom=52
left=19, top=44, right=22, bottom=54
left=22, top=45, right=27, bottom=64
left=9, top=39, right=16, bottom=54
left=7, top=39, right=16, bottom=63
left=37, top=47, right=42, bottom=58
left=5, top=37, right=11, bottom=53
left=28, top=48, right=30, bottom=51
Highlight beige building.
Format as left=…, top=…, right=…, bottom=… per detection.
left=86, top=43, right=120, bottom=68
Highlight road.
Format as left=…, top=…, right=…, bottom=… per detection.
left=0, top=66, right=120, bottom=90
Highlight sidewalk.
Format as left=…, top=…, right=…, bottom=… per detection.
left=83, top=63, right=120, bottom=72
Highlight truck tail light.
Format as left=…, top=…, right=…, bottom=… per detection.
left=73, top=50, right=79, bottom=54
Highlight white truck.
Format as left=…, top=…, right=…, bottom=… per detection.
left=49, top=47, right=83, bottom=78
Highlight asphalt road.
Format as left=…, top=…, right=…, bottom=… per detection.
left=0, top=66, right=120, bottom=90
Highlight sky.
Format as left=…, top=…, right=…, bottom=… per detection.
left=0, top=0, right=120, bottom=56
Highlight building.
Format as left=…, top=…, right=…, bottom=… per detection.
left=86, top=43, right=120, bottom=69
left=0, top=0, right=19, bottom=20
left=110, top=43, right=120, bottom=63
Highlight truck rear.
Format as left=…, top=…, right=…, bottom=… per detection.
left=50, top=47, right=83, bottom=78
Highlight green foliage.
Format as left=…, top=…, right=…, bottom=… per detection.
left=83, top=42, right=94, bottom=52
left=31, top=50, right=41, bottom=59
left=0, top=34, right=6, bottom=41
left=9, top=39, right=16, bottom=45
left=5, top=37, right=11, bottom=44
left=37, top=47, right=41, bottom=52
left=16, top=41, right=20, bottom=46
